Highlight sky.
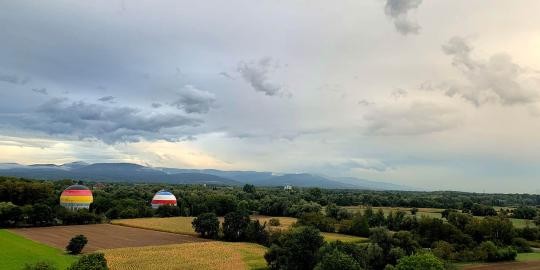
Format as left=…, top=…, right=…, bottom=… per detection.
left=1, top=0, right=540, bottom=193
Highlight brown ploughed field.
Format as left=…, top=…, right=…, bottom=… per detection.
left=9, top=224, right=207, bottom=253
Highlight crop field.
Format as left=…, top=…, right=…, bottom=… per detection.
left=104, top=241, right=267, bottom=270
left=459, top=252, right=540, bottom=270
left=0, top=229, right=77, bottom=269
left=10, top=224, right=207, bottom=252
left=113, top=215, right=362, bottom=243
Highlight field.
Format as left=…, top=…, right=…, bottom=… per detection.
left=459, top=252, right=540, bottom=270
left=0, top=229, right=77, bottom=269
left=113, top=215, right=361, bottom=243
left=104, top=241, right=267, bottom=270
left=320, top=232, right=368, bottom=243
left=10, top=224, right=207, bottom=252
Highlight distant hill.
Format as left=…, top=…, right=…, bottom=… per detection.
left=0, top=162, right=417, bottom=190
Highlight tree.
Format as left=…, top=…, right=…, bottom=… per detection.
left=535, top=215, right=540, bottom=227
left=192, top=212, right=220, bottom=239
left=243, top=184, right=256, bottom=193
left=66, top=234, right=88, bottom=254
left=314, top=249, right=362, bottom=270
left=410, top=208, right=418, bottom=216
left=348, top=214, right=370, bottom=237
left=245, top=220, right=269, bottom=245
left=265, top=226, right=324, bottom=270
left=155, top=205, right=180, bottom=217
left=296, top=212, right=336, bottom=233
left=223, top=211, right=250, bottom=241
left=67, top=253, right=108, bottom=270
left=395, top=253, right=444, bottom=270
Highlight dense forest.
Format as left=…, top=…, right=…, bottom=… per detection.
left=1, top=176, right=540, bottom=269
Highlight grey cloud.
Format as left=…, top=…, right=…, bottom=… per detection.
left=151, top=103, right=162, bottom=108
left=384, top=0, right=422, bottom=35
left=237, top=58, right=285, bottom=97
left=170, top=85, right=216, bottom=114
left=219, top=72, right=235, bottom=80
left=364, top=102, right=459, bottom=135
left=98, top=96, right=116, bottom=103
left=0, top=73, right=30, bottom=85
left=442, top=36, right=539, bottom=106
left=32, top=88, right=48, bottom=95
left=1, top=97, right=202, bottom=144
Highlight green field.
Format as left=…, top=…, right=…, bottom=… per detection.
left=517, top=252, right=540, bottom=262
left=0, top=229, right=77, bottom=269
left=321, top=232, right=369, bottom=243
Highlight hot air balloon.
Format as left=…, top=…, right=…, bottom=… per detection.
left=151, top=190, right=177, bottom=209
left=60, top=184, right=93, bottom=211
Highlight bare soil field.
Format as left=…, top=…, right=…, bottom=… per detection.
left=9, top=224, right=207, bottom=253
left=461, top=261, right=540, bottom=270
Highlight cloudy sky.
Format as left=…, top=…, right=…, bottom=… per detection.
left=1, top=1, right=540, bottom=193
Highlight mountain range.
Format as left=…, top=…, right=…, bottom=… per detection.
left=0, top=162, right=416, bottom=190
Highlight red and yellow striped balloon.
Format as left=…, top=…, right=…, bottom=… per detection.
left=60, top=185, right=93, bottom=210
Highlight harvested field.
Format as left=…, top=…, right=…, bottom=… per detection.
left=461, top=261, right=540, bottom=270
left=9, top=224, right=207, bottom=253
left=104, top=241, right=267, bottom=270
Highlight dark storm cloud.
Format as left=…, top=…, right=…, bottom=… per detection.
left=1, top=97, right=202, bottom=144
left=170, top=85, right=216, bottom=114
left=237, top=58, right=285, bottom=97
left=441, top=36, right=539, bottom=105
left=384, top=0, right=422, bottom=35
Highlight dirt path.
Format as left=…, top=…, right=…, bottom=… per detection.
left=462, top=261, right=540, bottom=270
left=9, top=224, right=208, bottom=253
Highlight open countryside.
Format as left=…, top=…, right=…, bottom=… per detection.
left=2, top=1, right=540, bottom=270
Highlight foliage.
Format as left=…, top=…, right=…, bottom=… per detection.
left=265, top=226, right=324, bottom=270
left=511, top=237, right=532, bottom=253
left=395, top=253, right=444, bottom=270
left=315, top=248, right=362, bottom=270
left=66, top=234, right=88, bottom=254
left=223, top=211, right=250, bottom=241
left=296, top=212, right=336, bottom=232
left=155, top=205, right=181, bottom=217
left=245, top=219, right=269, bottom=245
left=192, top=212, right=220, bottom=239
left=67, top=253, right=108, bottom=270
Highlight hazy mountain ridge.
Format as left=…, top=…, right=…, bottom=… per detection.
left=0, top=162, right=416, bottom=190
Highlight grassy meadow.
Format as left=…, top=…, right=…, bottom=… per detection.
left=0, top=229, right=77, bottom=269
left=103, top=241, right=267, bottom=270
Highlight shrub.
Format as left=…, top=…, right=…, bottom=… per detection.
left=512, top=237, right=532, bottom=253
left=395, top=253, right=444, bottom=270
left=192, top=212, right=220, bottom=239
left=23, top=261, right=57, bottom=270
left=66, top=234, right=88, bottom=254
left=269, top=218, right=281, bottom=226
left=67, top=253, right=108, bottom=270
